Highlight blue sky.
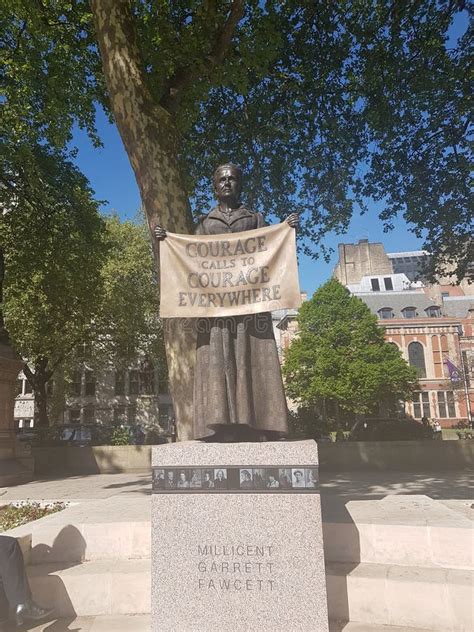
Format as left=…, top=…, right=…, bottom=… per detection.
left=70, top=11, right=468, bottom=298
left=70, top=108, right=425, bottom=298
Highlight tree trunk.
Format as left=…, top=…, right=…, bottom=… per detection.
left=0, top=248, right=9, bottom=345
left=91, top=0, right=196, bottom=439
left=321, top=398, right=327, bottom=426
left=34, top=380, right=49, bottom=428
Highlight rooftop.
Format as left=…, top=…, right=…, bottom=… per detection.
left=387, top=251, right=429, bottom=258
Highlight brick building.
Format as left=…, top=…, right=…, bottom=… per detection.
left=277, top=240, right=473, bottom=427
left=334, top=240, right=473, bottom=427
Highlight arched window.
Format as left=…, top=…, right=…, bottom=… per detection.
left=408, top=342, right=426, bottom=378
left=425, top=306, right=441, bottom=318
left=378, top=307, right=394, bottom=320
left=402, top=306, right=417, bottom=319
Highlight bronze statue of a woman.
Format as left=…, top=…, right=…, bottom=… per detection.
left=155, top=164, right=299, bottom=441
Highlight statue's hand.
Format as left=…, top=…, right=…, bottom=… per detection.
left=154, top=225, right=167, bottom=241
left=284, top=213, right=299, bottom=229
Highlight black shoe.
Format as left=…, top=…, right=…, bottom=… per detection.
left=14, top=601, right=54, bottom=627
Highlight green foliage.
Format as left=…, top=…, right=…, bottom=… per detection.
left=1, top=1, right=471, bottom=279
left=64, top=213, right=165, bottom=377
left=110, top=427, right=130, bottom=446
left=94, top=215, right=162, bottom=366
left=0, top=502, right=66, bottom=532
left=145, top=425, right=165, bottom=444
left=0, top=0, right=103, bottom=149
left=283, top=279, right=418, bottom=415
left=287, top=407, right=332, bottom=441
left=0, top=145, right=164, bottom=422
left=0, top=144, right=107, bottom=369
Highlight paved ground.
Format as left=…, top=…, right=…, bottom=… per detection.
left=3, top=470, right=472, bottom=537
left=1, top=471, right=472, bottom=632
left=0, top=473, right=152, bottom=503
left=1, top=615, right=431, bottom=632
left=1, top=470, right=472, bottom=503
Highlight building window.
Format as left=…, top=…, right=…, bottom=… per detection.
left=408, top=342, right=426, bottom=378
left=70, top=371, right=82, bottom=397
left=84, top=370, right=96, bottom=396
left=115, top=370, right=125, bottom=396
left=370, top=278, right=380, bottom=291
left=139, top=358, right=155, bottom=395
left=447, top=391, right=456, bottom=417
left=383, top=277, right=393, bottom=291
left=128, top=404, right=137, bottom=424
left=413, top=392, right=430, bottom=418
left=113, top=405, right=127, bottom=425
left=402, top=307, right=417, bottom=319
left=16, top=379, right=23, bottom=397
left=463, top=350, right=473, bottom=382
left=425, top=306, right=441, bottom=318
left=440, top=334, right=450, bottom=376
left=83, top=405, right=95, bottom=424
left=159, top=404, right=173, bottom=432
left=129, top=370, right=139, bottom=395
left=69, top=408, right=80, bottom=424
left=378, top=307, right=394, bottom=320
left=437, top=391, right=456, bottom=418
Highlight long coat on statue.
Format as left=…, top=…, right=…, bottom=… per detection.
left=193, top=204, right=289, bottom=439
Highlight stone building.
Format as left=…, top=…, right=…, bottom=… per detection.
left=272, top=291, right=307, bottom=360
left=14, top=361, right=174, bottom=434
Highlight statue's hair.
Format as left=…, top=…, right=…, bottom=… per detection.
left=213, top=163, right=243, bottom=182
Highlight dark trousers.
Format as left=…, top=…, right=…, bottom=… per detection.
left=0, top=536, right=31, bottom=620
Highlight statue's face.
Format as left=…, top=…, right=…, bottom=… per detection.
left=214, top=166, right=242, bottom=204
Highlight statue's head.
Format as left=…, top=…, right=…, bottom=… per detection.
left=213, top=163, right=243, bottom=206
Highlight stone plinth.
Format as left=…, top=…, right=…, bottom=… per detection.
left=152, top=440, right=328, bottom=632
left=0, top=342, right=33, bottom=486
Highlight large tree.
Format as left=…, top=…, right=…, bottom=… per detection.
left=1, top=0, right=471, bottom=435
left=83, top=214, right=164, bottom=370
left=58, top=214, right=166, bottom=424
left=1, top=157, right=164, bottom=425
left=283, top=279, right=418, bottom=418
left=0, top=145, right=107, bottom=426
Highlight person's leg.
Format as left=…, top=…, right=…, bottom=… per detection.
left=0, top=582, right=10, bottom=623
left=0, top=537, right=31, bottom=609
left=0, top=536, right=53, bottom=626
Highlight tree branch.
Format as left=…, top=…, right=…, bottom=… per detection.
left=160, top=0, right=245, bottom=112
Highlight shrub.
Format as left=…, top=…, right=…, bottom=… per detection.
left=110, top=427, right=130, bottom=446
left=0, top=502, right=66, bottom=531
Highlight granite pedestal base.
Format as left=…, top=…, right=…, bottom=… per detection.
left=152, top=440, right=328, bottom=632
